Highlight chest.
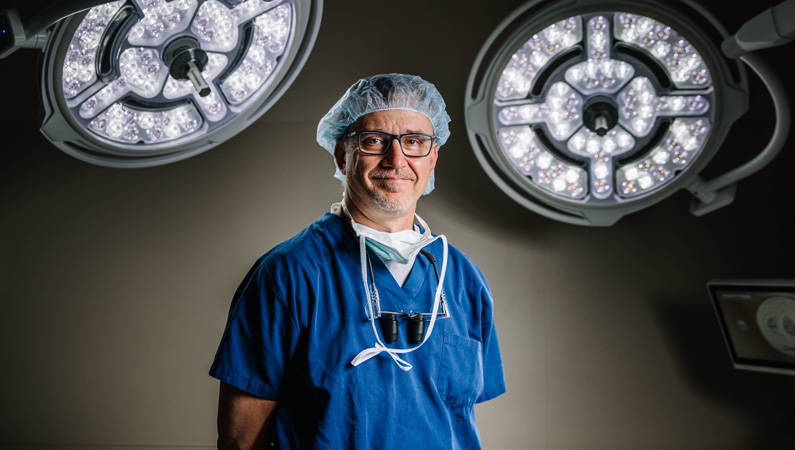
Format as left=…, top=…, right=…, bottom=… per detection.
left=292, top=252, right=479, bottom=378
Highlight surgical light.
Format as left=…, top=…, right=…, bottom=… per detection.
left=465, top=0, right=793, bottom=226
left=0, top=0, right=322, bottom=167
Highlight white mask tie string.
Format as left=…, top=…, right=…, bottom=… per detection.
left=350, top=233, right=448, bottom=371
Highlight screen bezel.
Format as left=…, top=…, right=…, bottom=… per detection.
left=707, top=279, right=795, bottom=376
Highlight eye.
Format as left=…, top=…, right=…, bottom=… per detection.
left=402, top=134, right=430, bottom=147
left=360, top=133, right=386, bottom=147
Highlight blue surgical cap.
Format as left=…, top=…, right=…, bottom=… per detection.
left=316, top=73, right=451, bottom=195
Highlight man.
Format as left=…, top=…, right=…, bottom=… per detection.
left=210, top=73, right=506, bottom=449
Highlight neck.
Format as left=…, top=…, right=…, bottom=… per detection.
left=343, top=197, right=416, bottom=233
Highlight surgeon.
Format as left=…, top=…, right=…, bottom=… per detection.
left=210, top=73, right=506, bottom=449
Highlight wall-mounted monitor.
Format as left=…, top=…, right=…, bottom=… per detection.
left=707, top=280, right=795, bottom=376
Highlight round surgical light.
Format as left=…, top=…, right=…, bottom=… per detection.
left=465, top=0, right=753, bottom=225
left=38, top=0, right=321, bottom=167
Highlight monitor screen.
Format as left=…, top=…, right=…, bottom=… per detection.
left=708, top=280, right=795, bottom=375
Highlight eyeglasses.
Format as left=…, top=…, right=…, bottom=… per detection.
left=346, top=131, right=436, bottom=157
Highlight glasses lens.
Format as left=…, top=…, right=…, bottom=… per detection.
left=358, top=132, right=388, bottom=154
left=400, top=134, right=433, bottom=156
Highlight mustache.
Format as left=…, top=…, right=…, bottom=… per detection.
left=369, top=169, right=416, bottom=181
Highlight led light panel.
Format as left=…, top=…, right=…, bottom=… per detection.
left=465, top=0, right=779, bottom=225
left=491, top=11, right=716, bottom=204
left=39, top=0, right=322, bottom=166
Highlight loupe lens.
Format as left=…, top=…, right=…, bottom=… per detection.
left=407, top=316, right=426, bottom=343
left=379, top=314, right=399, bottom=343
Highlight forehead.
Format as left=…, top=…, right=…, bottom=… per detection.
left=350, top=110, right=434, bottom=134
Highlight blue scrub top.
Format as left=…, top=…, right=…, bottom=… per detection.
left=210, top=213, right=506, bottom=449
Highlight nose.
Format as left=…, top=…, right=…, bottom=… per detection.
left=381, top=136, right=407, bottom=168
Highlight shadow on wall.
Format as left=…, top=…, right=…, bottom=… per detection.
left=653, top=296, right=795, bottom=450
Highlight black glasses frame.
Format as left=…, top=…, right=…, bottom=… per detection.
left=346, top=130, right=437, bottom=157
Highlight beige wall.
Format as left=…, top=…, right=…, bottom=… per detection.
left=2, top=0, right=795, bottom=449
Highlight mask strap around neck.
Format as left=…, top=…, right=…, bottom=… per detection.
left=351, top=234, right=448, bottom=372
left=355, top=235, right=414, bottom=371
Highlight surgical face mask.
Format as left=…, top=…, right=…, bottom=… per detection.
left=341, top=203, right=438, bottom=264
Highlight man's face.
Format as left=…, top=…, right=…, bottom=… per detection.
left=335, top=109, right=438, bottom=218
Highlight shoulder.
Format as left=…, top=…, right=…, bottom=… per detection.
left=257, top=213, right=350, bottom=279
left=429, top=237, right=491, bottom=291
left=442, top=239, right=485, bottom=274
left=443, top=240, right=473, bottom=264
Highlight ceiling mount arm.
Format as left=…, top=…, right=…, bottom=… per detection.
left=689, top=0, right=794, bottom=216
left=721, top=0, right=795, bottom=58
left=1, top=0, right=112, bottom=58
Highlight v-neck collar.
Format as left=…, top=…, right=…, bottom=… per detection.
left=367, top=247, right=433, bottom=307
left=326, top=211, right=437, bottom=312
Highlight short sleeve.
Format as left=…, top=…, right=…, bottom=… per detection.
left=476, top=282, right=506, bottom=403
left=209, top=258, right=300, bottom=400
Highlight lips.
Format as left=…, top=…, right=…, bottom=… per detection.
left=374, top=176, right=410, bottom=181
left=370, top=170, right=416, bottom=182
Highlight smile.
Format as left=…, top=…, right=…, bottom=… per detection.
left=370, top=170, right=416, bottom=182
left=374, top=176, right=411, bottom=181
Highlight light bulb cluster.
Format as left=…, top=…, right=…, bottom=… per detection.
left=61, top=0, right=126, bottom=98
left=191, top=0, right=238, bottom=51
left=614, top=13, right=710, bottom=88
left=615, top=117, right=711, bottom=196
left=568, top=127, right=635, bottom=156
left=618, top=77, right=709, bottom=137
left=79, top=78, right=125, bottom=119
left=79, top=47, right=169, bottom=119
left=499, top=82, right=583, bottom=141
left=564, top=16, right=634, bottom=94
left=231, top=0, right=281, bottom=24
left=253, top=4, right=291, bottom=53
left=500, top=126, right=588, bottom=198
left=190, top=0, right=279, bottom=52
left=221, top=4, right=292, bottom=105
left=493, top=12, right=714, bottom=202
left=128, top=0, right=198, bottom=46
left=118, top=47, right=169, bottom=97
left=568, top=127, right=635, bottom=198
left=89, top=102, right=203, bottom=144
left=496, top=17, right=582, bottom=101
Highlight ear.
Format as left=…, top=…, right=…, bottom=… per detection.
left=428, top=142, right=439, bottom=173
left=334, top=139, right=347, bottom=175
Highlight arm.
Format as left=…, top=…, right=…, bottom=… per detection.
left=217, top=382, right=278, bottom=450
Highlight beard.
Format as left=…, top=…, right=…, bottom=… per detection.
left=367, top=169, right=417, bottom=214
left=368, top=187, right=415, bottom=214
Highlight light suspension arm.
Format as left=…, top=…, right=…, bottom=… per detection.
left=1, top=0, right=111, bottom=58
left=689, top=54, right=790, bottom=214
left=721, top=0, right=795, bottom=58
left=689, top=1, right=793, bottom=216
